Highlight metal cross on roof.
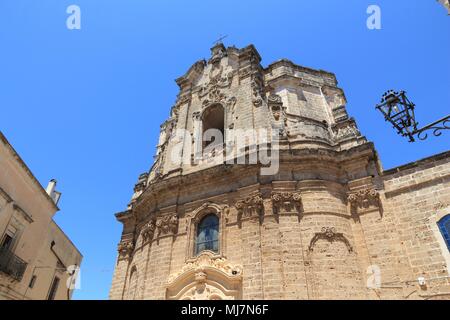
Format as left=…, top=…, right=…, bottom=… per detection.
left=212, top=34, right=228, bottom=46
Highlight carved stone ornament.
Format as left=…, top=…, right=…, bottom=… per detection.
left=271, top=192, right=302, bottom=214
left=192, top=111, right=201, bottom=121
left=268, top=93, right=282, bottom=104
left=308, top=227, right=353, bottom=253
left=169, top=254, right=242, bottom=284
left=199, top=64, right=233, bottom=99
left=271, top=192, right=301, bottom=203
left=166, top=253, right=243, bottom=300
left=201, top=89, right=237, bottom=114
left=141, top=220, right=156, bottom=243
left=151, top=154, right=164, bottom=181
left=333, top=122, right=361, bottom=140
left=253, top=98, right=263, bottom=107
left=202, top=88, right=226, bottom=107
left=251, top=76, right=264, bottom=107
left=269, top=96, right=283, bottom=121
left=118, top=240, right=134, bottom=260
left=235, top=193, right=264, bottom=219
left=209, top=46, right=227, bottom=65
left=347, top=188, right=379, bottom=208
left=227, top=96, right=237, bottom=117
left=156, top=214, right=179, bottom=236
left=176, top=94, right=191, bottom=106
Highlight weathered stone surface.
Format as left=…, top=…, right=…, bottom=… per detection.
left=110, top=44, right=450, bottom=300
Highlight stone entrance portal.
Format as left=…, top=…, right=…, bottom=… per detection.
left=166, top=253, right=242, bottom=300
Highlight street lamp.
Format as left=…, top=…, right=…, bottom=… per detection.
left=376, top=90, right=450, bottom=142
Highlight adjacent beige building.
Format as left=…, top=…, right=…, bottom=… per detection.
left=0, top=132, right=82, bottom=300
left=110, top=44, right=450, bottom=300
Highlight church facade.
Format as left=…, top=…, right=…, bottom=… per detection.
left=110, top=44, right=450, bottom=300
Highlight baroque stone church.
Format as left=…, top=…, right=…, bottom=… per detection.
left=110, top=44, right=450, bottom=300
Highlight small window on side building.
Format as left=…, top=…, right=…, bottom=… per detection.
left=47, top=276, right=60, bottom=300
left=29, top=275, right=37, bottom=288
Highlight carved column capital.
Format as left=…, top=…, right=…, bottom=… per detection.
left=156, top=214, right=179, bottom=236
left=271, top=192, right=302, bottom=215
left=235, top=193, right=264, bottom=220
left=347, top=188, right=380, bottom=208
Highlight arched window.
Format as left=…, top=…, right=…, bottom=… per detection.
left=438, top=215, right=450, bottom=251
left=202, top=104, right=224, bottom=149
left=195, top=214, right=219, bottom=255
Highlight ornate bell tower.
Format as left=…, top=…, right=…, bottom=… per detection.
left=110, top=44, right=417, bottom=300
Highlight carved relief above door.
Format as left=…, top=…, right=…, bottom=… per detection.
left=166, top=252, right=243, bottom=300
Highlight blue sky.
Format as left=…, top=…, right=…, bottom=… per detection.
left=0, top=1, right=448, bottom=300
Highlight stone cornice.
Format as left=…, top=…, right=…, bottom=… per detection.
left=266, top=73, right=325, bottom=89
left=264, top=59, right=337, bottom=86
left=237, top=44, right=262, bottom=64
left=175, top=60, right=207, bottom=89
left=0, top=186, right=13, bottom=203
left=12, top=203, right=34, bottom=223
left=115, top=210, right=134, bottom=223
left=382, top=150, right=450, bottom=177
left=126, top=143, right=377, bottom=219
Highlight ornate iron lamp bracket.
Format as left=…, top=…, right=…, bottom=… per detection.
left=376, top=90, right=450, bottom=142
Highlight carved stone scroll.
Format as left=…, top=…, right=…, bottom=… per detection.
left=308, top=227, right=353, bottom=253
